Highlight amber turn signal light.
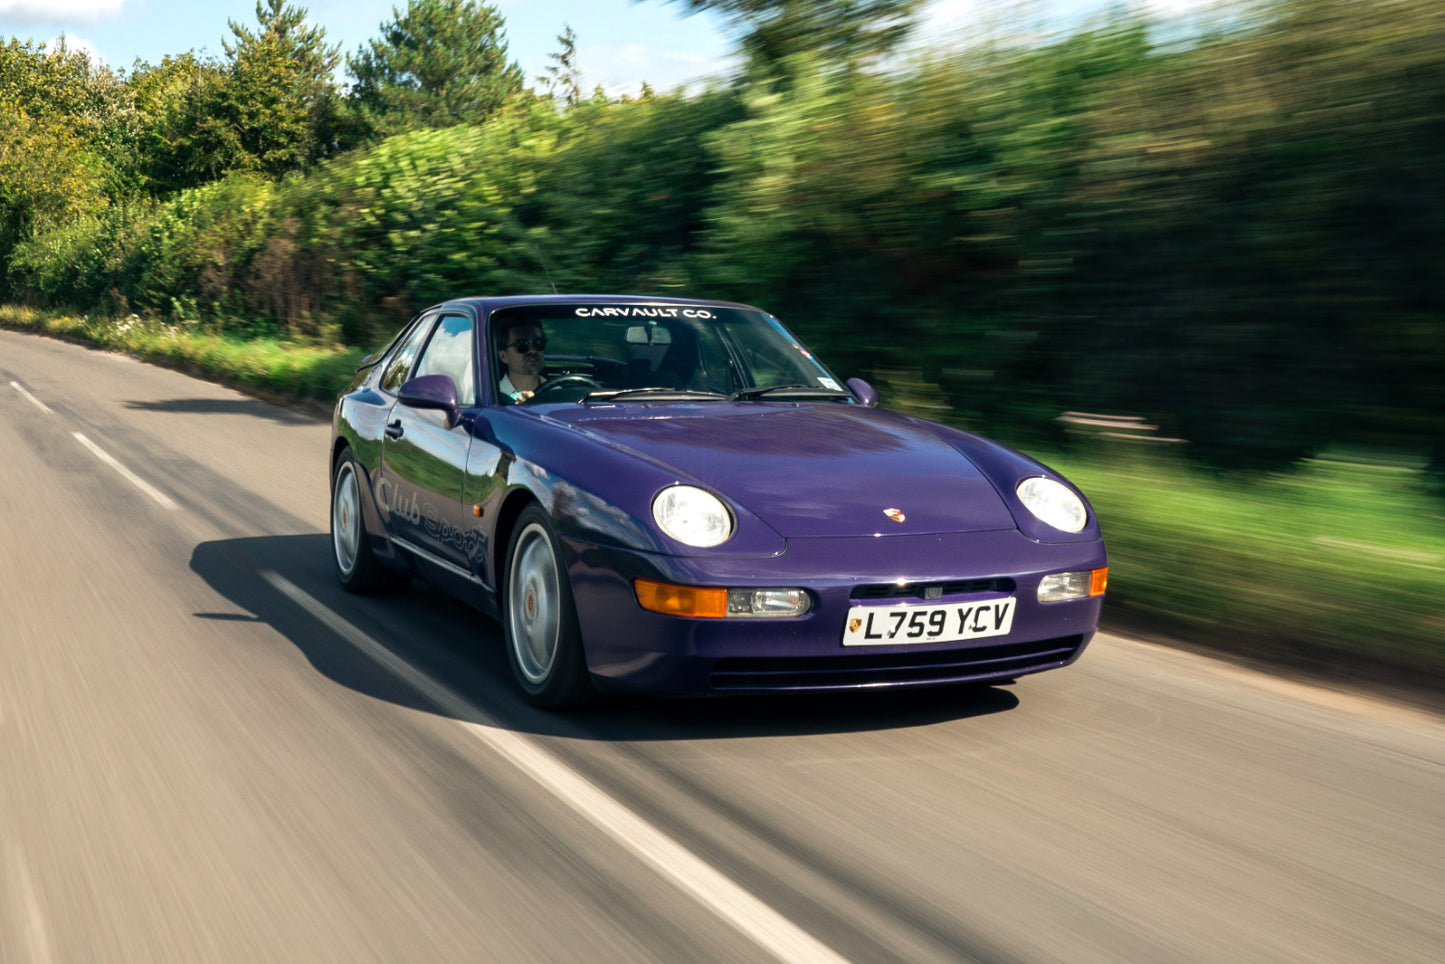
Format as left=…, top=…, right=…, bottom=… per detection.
left=634, top=579, right=728, bottom=619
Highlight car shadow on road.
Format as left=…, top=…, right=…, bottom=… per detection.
left=127, top=397, right=319, bottom=425
left=190, top=534, right=1020, bottom=742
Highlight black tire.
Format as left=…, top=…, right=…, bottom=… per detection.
left=503, top=505, right=596, bottom=708
left=331, top=449, right=410, bottom=594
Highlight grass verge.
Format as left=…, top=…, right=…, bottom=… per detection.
left=1051, top=444, right=1444, bottom=692
left=0, top=305, right=365, bottom=410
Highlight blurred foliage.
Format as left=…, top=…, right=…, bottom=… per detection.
left=519, top=87, right=745, bottom=293
left=1050, top=0, right=1445, bottom=477
left=662, top=0, right=925, bottom=73
left=291, top=113, right=556, bottom=344
left=4, top=0, right=1444, bottom=486
left=1057, top=445, right=1445, bottom=682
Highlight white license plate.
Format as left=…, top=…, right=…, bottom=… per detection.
left=842, top=598, right=1016, bottom=646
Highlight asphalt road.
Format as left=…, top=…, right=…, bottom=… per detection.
left=2, top=328, right=1441, bottom=964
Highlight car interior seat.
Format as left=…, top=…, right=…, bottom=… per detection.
left=624, top=324, right=701, bottom=389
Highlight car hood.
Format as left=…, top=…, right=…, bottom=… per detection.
left=545, top=403, right=1019, bottom=538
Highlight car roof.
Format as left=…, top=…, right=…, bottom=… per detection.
left=430, top=293, right=764, bottom=315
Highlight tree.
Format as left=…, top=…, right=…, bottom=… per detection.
left=0, top=35, right=133, bottom=178
left=347, top=0, right=524, bottom=137
left=123, top=52, right=229, bottom=193
left=0, top=110, right=110, bottom=289
left=0, top=36, right=116, bottom=121
left=177, top=0, right=341, bottom=182
left=0, top=38, right=124, bottom=292
left=658, top=0, right=924, bottom=72
left=537, top=24, right=582, bottom=108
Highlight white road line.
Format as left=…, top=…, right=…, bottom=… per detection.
left=261, top=570, right=850, bottom=964
left=10, top=381, right=53, bottom=415
left=8, top=846, right=55, bottom=964
left=71, top=433, right=179, bottom=511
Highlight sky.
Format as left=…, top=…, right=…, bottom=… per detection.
left=0, top=0, right=1213, bottom=96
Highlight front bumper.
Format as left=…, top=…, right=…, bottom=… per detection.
left=566, top=529, right=1106, bottom=695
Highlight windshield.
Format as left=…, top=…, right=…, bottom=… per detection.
left=489, top=303, right=849, bottom=404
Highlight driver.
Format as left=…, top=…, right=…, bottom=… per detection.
left=496, top=319, right=546, bottom=402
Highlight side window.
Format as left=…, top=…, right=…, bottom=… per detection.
left=413, top=314, right=476, bottom=405
left=380, top=317, right=435, bottom=394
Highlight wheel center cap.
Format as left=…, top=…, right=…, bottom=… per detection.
left=525, top=589, right=536, bottom=618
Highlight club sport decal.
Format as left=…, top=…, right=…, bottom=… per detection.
left=375, top=476, right=486, bottom=557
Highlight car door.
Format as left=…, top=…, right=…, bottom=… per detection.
left=378, top=311, right=478, bottom=568
left=368, top=312, right=434, bottom=541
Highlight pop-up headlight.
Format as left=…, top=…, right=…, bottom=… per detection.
left=1016, top=477, right=1088, bottom=534
left=652, top=485, right=733, bottom=547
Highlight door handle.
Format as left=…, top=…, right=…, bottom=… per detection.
left=385, top=420, right=404, bottom=440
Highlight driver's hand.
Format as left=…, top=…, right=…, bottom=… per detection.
left=516, top=390, right=534, bottom=402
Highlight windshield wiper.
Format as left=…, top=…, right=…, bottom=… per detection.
left=582, top=387, right=730, bottom=402
left=730, top=384, right=855, bottom=401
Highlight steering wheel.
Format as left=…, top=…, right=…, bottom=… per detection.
left=530, top=374, right=601, bottom=399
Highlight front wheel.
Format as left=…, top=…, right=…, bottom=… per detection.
left=503, top=506, right=595, bottom=708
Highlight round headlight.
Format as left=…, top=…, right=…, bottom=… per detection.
left=1016, top=477, right=1088, bottom=534
left=652, top=485, right=734, bottom=547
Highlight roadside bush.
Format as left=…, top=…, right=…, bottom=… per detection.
left=294, top=119, right=553, bottom=346
left=519, top=87, right=744, bottom=293
left=127, top=175, right=280, bottom=320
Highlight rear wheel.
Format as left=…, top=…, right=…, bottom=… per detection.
left=331, top=449, right=409, bottom=593
left=503, top=506, right=595, bottom=708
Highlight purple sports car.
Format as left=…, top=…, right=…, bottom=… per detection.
left=330, top=295, right=1107, bottom=707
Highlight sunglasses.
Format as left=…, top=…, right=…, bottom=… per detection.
left=504, top=336, right=547, bottom=353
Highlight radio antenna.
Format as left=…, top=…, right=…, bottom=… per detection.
left=534, top=243, right=559, bottom=295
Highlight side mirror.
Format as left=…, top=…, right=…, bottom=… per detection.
left=397, top=374, right=461, bottom=427
left=846, top=377, right=879, bottom=408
